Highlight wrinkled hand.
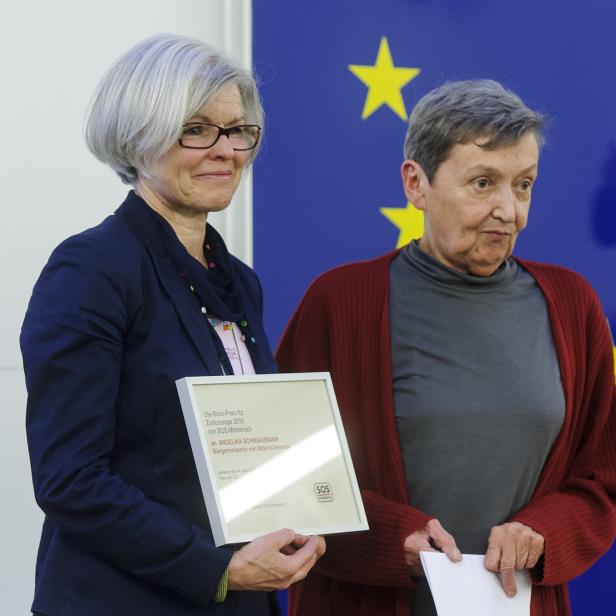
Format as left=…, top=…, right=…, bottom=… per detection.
left=228, top=528, right=326, bottom=591
left=403, top=518, right=462, bottom=576
left=484, top=522, right=544, bottom=597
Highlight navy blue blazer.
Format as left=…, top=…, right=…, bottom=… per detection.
left=21, top=192, right=279, bottom=615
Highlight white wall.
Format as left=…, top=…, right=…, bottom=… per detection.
left=0, top=1, right=252, bottom=612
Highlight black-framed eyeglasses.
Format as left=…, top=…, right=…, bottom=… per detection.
left=179, top=123, right=261, bottom=151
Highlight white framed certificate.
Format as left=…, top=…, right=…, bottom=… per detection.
left=176, top=372, right=368, bottom=546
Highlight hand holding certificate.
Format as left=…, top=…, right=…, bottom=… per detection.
left=227, top=529, right=326, bottom=591
left=176, top=372, right=368, bottom=546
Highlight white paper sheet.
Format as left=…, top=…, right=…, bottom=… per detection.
left=420, top=552, right=532, bottom=616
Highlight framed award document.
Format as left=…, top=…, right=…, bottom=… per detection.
left=176, top=372, right=368, bottom=546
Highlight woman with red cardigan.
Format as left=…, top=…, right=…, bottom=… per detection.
left=277, top=80, right=616, bottom=616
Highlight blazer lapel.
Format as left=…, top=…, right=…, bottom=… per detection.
left=115, top=192, right=223, bottom=376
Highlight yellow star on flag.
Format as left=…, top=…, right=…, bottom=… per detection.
left=349, top=36, right=420, bottom=121
left=380, top=201, right=424, bottom=248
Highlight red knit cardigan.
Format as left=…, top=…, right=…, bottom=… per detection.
left=276, top=251, right=616, bottom=616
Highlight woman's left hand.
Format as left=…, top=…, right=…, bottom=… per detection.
left=484, top=522, right=544, bottom=597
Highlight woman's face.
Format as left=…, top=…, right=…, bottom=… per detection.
left=138, top=84, right=250, bottom=218
left=402, top=131, right=539, bottom=277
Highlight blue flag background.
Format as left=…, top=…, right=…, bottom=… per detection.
left=252, top=1, right=616, bottom=613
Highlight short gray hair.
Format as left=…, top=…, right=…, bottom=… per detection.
left=403, top=79, right=545, bottom=182
left=85, top=33, right=264, bottom=185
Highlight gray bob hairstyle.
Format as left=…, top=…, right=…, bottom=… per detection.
left=403, top=79, right=545, bottom=182
left=85, top=33, right=263, bottom=185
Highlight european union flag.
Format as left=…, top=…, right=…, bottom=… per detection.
left=253, top=1, right=616, bottom=613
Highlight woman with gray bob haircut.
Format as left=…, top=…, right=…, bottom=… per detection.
left=21, top=33, right=325, bottom=616
left=86, top=32, right=264, bottom=184
left=278, top=78, right=616, bottom=616
left=403, top=79, right=545, bottom=182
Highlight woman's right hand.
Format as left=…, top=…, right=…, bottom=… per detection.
left=403, top=518, right=462, bottom=576
left=227, top=528, right=326, bottom=591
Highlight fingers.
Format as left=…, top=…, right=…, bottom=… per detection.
left=279, top=535, right=326, bottom=587
left=314, top=535, right=327, bottom=558
left=227, top=529, right=325, bottom=592
left=426, top=519, right=463, bottom=563
left=279, top=543, right=297, bottom=556
left=279, top=533, right=309, bottom=555
left=403, top=529, right=433, bottom=555
left=290, top=534, right=310, bottom=548
left=286, top=536, right=325, bottom=585
left=497, top=536, right=517, bottom=597
left=485, top=526, right=517, bottom=596
left=500, top=567, right=517, bottom=598
left=403, top=519, right=461, bottom=577
left=526, top=533, right=544, bottom=569
left=286, top=534, right=322, bottom=561
left=403, top=528, right=433, bottom=574
left=403, top=529, right=434, bottom=558
left=485, top=522, right=545, bottom=598
left=484, top=542, right=502, bottom=572
left=515, top=541, right=529, bottom=570
left=287, top=533, right=326, bottom=557
left=267, top=527, right=298, bottom=550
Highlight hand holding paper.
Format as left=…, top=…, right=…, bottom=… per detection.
left=403, top=518, right=462, bottom=576
left=484, top=521, right=544, bottom=597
